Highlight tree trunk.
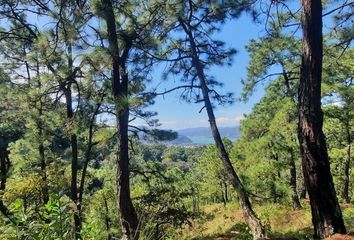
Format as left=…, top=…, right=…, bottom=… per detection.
left=224, top=182, right=229, bottom=202
left=270, top=174, right=277, bottom=204
left=270, top=152, right=278, bottom=203
left=37, top=104, right=49, bottom=205
left=64, top=87, right=81, bottom=239
left=116, top=101, right=139, bottom=240
left=300, top=176, right=307, bottom=199
left=36, top=58, right=49, bottom=205
left=0, top=148, right=10, bottom=217
left=78, top=97, right=102, bottom=223
left=289, top=148, right=302, bottom=209
left=39, top=143, right=49, bottom=204
left=102, top=1, right=139, bottom=239
left=298, top=0, right=346, bottom=238
left=63, top=39, right=82, bottom=239
left=103, top=195, right=112, bottom=240
left=221, top=182, right=226, bottom=206
left=342, top=116, right=351, bottom=203
left=179, top=18, right=265, bottom=240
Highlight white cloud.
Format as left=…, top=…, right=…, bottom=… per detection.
left=215, top=115, right=244, bottom=125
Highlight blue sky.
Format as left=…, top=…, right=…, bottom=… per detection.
left=145, top=14, right=266, bottom=130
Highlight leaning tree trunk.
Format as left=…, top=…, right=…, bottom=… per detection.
left=298, top=0, right=346, bottom=238
left=102, top=0, right=139, bottom=239
left=179, top=18, right=265, bottom=240
left=201, top=78, right=265, bottom=239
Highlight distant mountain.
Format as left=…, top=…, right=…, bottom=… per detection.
left=138, top=126, right=241, bottom=145
left=136, top=128, right=193, bottom=145
left=176, top=126, right=240, bottom=144
left=168, top=134, right=193, bottom=145
left=178, top=126, right=240, bottom=138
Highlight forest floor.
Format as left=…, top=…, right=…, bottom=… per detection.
left=181, top=201, right=354, bottom=240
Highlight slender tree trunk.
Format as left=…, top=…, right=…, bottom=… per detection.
left=102, top=1, right=139, bottom=239
left=115, top=74, right=139, bottom=240
left=298, top=0, right=346, bottom=238
left=36, top=58, right=49, bottom=205
left=37, top=101, right=49, bottom=205
left=39, top=143, right=49, bottom=204
left=64, top=87, right=81, bottom=239
left=0, top=148, right=10, bottom=217
left=0, top=149, right=17, bottom=225
left=221, top=182, right=226, bottom=206
left=282, top=66, right=302, bottom=208
left=300, top=175, right=307, bottom=199
left=103, top=195, right=112, bottom=240
left=224, top=182, right=229, bottom=202
left=342, top=116, right=351, bottom=203
left=179, top=18, right=265, bottom=240
left=289, top=148, right=302, bottom=209
left=64, top=40, right=82, bottom=239
left=77, top=97, right=102, bottom=222
left=271, top=152, right=278, bottom=203
left=270, top=174, right=277, bottom=204
left=77, top=141, right=93, bottom=223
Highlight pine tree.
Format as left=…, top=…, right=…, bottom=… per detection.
left=298, top=0, right=346, bottom=237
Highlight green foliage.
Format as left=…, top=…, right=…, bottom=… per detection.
left=243, top=34, right=301, bottom=100
left=322, top=46, right=354, bottom=200
left=191, top=142, right=232, bottom=204
left=232, top=79, right=299, bottom=204
left=229, top=223, right=253, bottom=240
left=0, top=195, right=73, bottom=240
left=131, top=144, right=202, bottom=239
left=0, top=1, right=352, bottom=239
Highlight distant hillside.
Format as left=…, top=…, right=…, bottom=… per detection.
left=178, top=126, right=240, bottom=139
left=139, top=126, right=241, bottom=145
left=175, top=126, right=240, bottom=144
left=168, top=134, right=193, bottom=145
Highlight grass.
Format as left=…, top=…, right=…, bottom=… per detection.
left=181, top=201, right=354, bottom=240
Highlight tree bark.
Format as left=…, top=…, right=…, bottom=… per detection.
left=300, top=175, right=307, bottom=199
left=36, top=58, right=49, bottom=205
left=289, top=148, right=302, bottom=209
left=224, top=182, right=229, bottom=202
left=270, top=152, right=278, bottom=203
left=179, top=18, right=265, bottom=240
left=298, top=0, right=346, bottom=238
left=116, top=96, right=139, bottom=240
left=63, top=41, right=81, bottom=239
left=270, top=174, right=277, bottom=204
left=102, top=1, right=139, bottom=239
left=103, top=195, right=112, bottom=240
left=221, top=182, right=226, bottom=206
left=39, top=143, right=49, bottom=204
left=0, top=148, right=10, bottom=217
left=77, top=96, right=103, bottom=222
left=64, top=86, right=81, bottom=239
